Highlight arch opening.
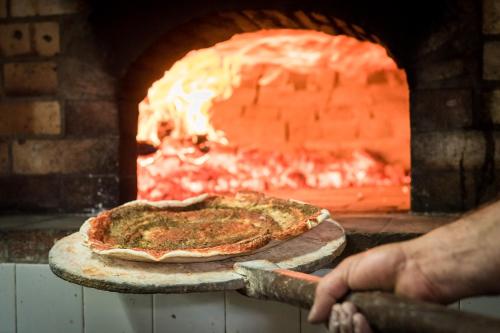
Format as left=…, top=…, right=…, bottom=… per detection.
left=136, top=29, right=410, bottom=211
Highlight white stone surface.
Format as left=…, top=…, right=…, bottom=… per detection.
left=226, top=290, right=300, bottom=333
left=16, top=264, right=83, bottom=333
left=154, top=292, right=225, bottom=333
left=7, top=263, right=500, bottom=332
left=83, top=288, right=153, bottom=333
left=461, top=296, right=500, bottom=318
left=0, top=264, right=16, bottom=333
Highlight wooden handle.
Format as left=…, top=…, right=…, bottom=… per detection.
left=346, top=292, right=500, bottom=333
left=235, top=261, right=500, bottom=333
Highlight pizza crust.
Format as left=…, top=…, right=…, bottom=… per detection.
left=80, top=193, right=330, bottom=263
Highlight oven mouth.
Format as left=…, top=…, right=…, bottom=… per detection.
left=135, top=29, right=410, bottom=212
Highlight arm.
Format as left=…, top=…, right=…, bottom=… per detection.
left=309, top=199, right=500, bottom=323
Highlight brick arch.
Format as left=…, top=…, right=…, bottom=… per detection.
left=118, top=9, right=401, bottom=202
left=122, top=10, right=393, bottom=99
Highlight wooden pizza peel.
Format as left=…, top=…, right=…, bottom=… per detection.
left=49, top=219, right=500, bottom=333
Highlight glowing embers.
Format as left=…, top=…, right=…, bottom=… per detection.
left=138, top=140, right=409, bottom=201
left=137, top=29, right=411, bottom=201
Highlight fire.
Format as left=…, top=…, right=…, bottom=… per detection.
left=137, top=29, right=410, bottom=201
left=137, top=49, right=237, bottom=145
left=138, top=139, right=409, bottom=201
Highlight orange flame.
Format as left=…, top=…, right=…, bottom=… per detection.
left=137, top=30, right=398, bottom=146
left=137, top=29, right=410, bottom=203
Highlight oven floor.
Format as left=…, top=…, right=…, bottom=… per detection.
left=266, top=185, right=410, bottom=213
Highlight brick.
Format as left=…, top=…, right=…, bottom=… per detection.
left=0, top=100, right=61, bottom=135
left=326, top=86, right=372, bottom=110
left=317, top=119, right=360, bottom=141
left=10, top=0, right=36, bottom=17
left=288, top=72, right=308, bottom=90
left=412, top=131, right=485, bottom=170
left=366, top=70, right=389, bottom=85
left=411, top=169, right=472, bottom=212
left=415, top=59, right=464, bottom=82
left=12, top=138, right=118, bottom=174
left=211, top=87, right=256, bottom=115
left=242, top=10, right=279, bottom=29
left=0, top=24, right=31, bottom=56
left=358, top=117, right=392, bottom=140
left=258, top=88, right=325, bottom=109
left=59, top=58, right=116, bottom=99
left=0, top=0, right=6, bottom=18
left=484, top=42, right=500, bottom=80
left=224, top=118, right=286, bottom=149
left=33, top=22, right=60, bottom=56
left=6, top=230, right=74, bottom=262
left=60, top=176, right=119, bottom=211
left=322, top=104, right=355, bottom=121
left=65, top=100, right=118, bottom=137
left=412, top=89, right=472, bottom=131
left=4, top=62, right=57, bottom=95
left=307, top=70, right=339, bottom=92
left=11, top=0, right=79, bottom=17
left=485, top=90, right=500, bottom=124
left=293, top=11, right=321, bottom=30
left=484, top=0, right=500, bottom=34
left=37, top=0, right=79, bottom=15
left=0, top=176, right=61, bottom=211
left=413, top=165, right=500, bottom=213
left=0, top=142, right=9, bottom=174
left=310, top=12, right=330, bottom=24
left=218, top=12, right=259, bottom=32
left=262, top=10, right=300, bottom=29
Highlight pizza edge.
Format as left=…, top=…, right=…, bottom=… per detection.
left=80, top=194, right=330, bottom=263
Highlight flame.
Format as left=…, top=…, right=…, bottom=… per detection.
left=137, top=49, right=240, bottom=145
left=137, top=29, right=410, bottom=202
left=137, top=29, right=398, bottom=145
left=137, top=140, right=409, bottom=201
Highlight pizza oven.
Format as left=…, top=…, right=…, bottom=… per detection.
left=134, top=29, right=411, bottom=213
left=2, top=2, right=500, bottom=333
left=0, top=0, right=498, bottom=214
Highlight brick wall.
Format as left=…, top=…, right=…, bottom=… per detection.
left=479, top=0, right=500, bottom=204
left=408, top=0, right=495, bottom=212
left=0, top=0, right=119, bottom=212
left=211, top=60, right=410, bottom=168
left=124, top=3, right=492, bottom=212
left=0, top=0, right=496, bottom=213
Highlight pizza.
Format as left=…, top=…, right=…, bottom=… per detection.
left=80, top=192, right=330, bottom=262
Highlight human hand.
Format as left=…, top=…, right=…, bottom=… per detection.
left=309, top=200, right=500, bottom=329
left=308, top=242, right=409, bottom=323
left=324, top=301, right=371, bottom=333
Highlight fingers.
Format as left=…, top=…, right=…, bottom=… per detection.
left=334, top=303, right=356, bottom=333
left=328, top=304, right=340, bottom=333
left=308, top=268, right=348, bottom=323
left=309, top=243, right=408, bottom=324
left=340, top=302, right=357, bottom=333
left=308, top=258, right=353, bottom=323
left=327, top=302, right=370, bottom=333
left=353, top=313, right=372, bottom=333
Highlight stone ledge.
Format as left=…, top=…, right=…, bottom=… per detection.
left=0, top=213, right=457, bottom=264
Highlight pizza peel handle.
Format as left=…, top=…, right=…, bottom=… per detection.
left=234, top=260, right=500, bottom=333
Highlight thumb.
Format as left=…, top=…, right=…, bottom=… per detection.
left=308, top=259, right=352, bottom=323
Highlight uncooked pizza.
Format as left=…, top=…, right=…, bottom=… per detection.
left=80, top=192, right=330, bottom=262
